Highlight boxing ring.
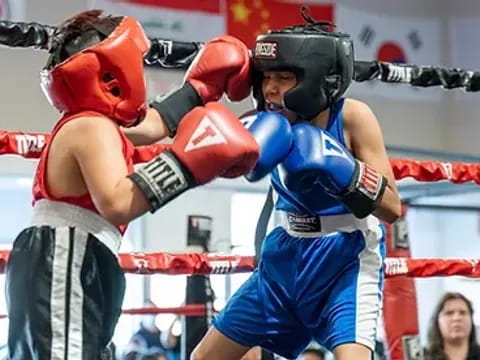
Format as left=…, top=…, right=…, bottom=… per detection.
left=2, top=144, right=480, bottom=359
left=3, top=127, right=480, bottom=358
left=2, top=18, right=480, bottom=360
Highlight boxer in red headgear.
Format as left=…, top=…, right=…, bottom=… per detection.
left=41, top=13, right=149, bottom=127
left=5, top=10, right=258, bottom=360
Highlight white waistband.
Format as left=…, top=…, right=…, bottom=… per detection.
left=274, top=210, right=379, bottom=238
left=31, top=199, right=122, bottom=256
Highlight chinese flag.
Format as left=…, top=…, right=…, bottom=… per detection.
left=226, top=0, right=334, bottom=47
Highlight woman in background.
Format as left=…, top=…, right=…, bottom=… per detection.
left=425, top=292, right=480, bottom=360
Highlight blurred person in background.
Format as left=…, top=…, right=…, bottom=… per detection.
left=125, top=300, right=166, bottom=358
left=126, top=301, right=166, bottom=357
left=424, top=292, right=480, bottom=360
left=160, top=316, right=181, bottom=360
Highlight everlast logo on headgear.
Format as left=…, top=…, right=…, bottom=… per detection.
left=255, top=42, right=278, bottom=59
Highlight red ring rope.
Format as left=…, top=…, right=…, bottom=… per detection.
left=2, top=130, right=480, bottom=183
left=0, top=250, right=479, bottom=278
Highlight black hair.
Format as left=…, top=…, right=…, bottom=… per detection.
left=276, top=5, right=336, bottom=34
left=46, top=9, right=123, bottom=69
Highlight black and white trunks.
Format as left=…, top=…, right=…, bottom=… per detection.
left=6, top=199, right=125, bottom=360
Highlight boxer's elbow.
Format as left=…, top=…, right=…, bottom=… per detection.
left=373, top=206, right=400, bottom=224
left=381, top=208, right=401, bottom=224
left=96, top=180, right=152, bottom=226
left=97, top=198, right=132, bottom=227
left=387, top=192, right=402, bottom=223
left=374, top=189, right=402, bottom=223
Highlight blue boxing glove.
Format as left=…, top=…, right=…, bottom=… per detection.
left=242, top=112, right=293, bottom=182
left=281, top=123, right=387, bottom=218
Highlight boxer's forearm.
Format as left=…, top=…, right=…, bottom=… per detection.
left=122, top=108, right=171, bottom=146
left=373, top=184, right=401, bottom=224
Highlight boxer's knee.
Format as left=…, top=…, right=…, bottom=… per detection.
left=190, top=345, right=210, bottom=360
left=189, top=326, right=250, bottom=360
left=334, top=342, right=373, bottom=360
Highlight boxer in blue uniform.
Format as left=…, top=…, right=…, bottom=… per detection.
left=191, top=10, right=402, bottom=360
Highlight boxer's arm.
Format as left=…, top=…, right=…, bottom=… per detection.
left=344, top=99, right=401, bottom=223
left=122, top=108, right=171, bottom=146
left=68, top=117, right=151, bottom=226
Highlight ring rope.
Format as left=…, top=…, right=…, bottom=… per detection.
left=0, top=20, right=479, bottom=90
left=2, top=130, right=480, bottom=183
left=0, top=250, right=479, bottom=278
left=0, top=304, right=208, bottom=319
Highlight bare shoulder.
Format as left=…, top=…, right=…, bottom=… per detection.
left=58, top=116, right=122, bottom=151
left=63, top=115, right=118, bottom=132
left=343, top=98, right=376, bottom=122
left=342, top=98, right=380, bottom=131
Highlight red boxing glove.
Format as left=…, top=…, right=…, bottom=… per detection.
left=149, top=35, right=252, bottom=137
left=128, top=103, right=259, bottom=211
left=172, top=102, right=259, bottom=183
left=185, top=35, right=252, bottom=103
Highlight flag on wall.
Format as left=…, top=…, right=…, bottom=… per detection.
left=336, top=4, right=443, bottom=101
left=91, top=0, right=225, bottom=41
left=225, top=0, right=334, bottom=47
left=91, top=0, right=334, bottom=47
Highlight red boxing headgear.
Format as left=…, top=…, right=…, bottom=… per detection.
left=41, top=16, right=150, bottom=127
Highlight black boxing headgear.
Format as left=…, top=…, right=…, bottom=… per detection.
left=252, top=8, right=354, bottom=121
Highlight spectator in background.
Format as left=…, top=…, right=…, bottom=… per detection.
left=140, top=354, right=167, bottom=360
left=123, top=300, right=166, bottom=359
left=298, top=348, right=326, bottom=360
left=424, top=292, right=480, bottom=360
left=160, top=316, right=181, bottom=360
left=123, top=351, right=166, bottom=360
